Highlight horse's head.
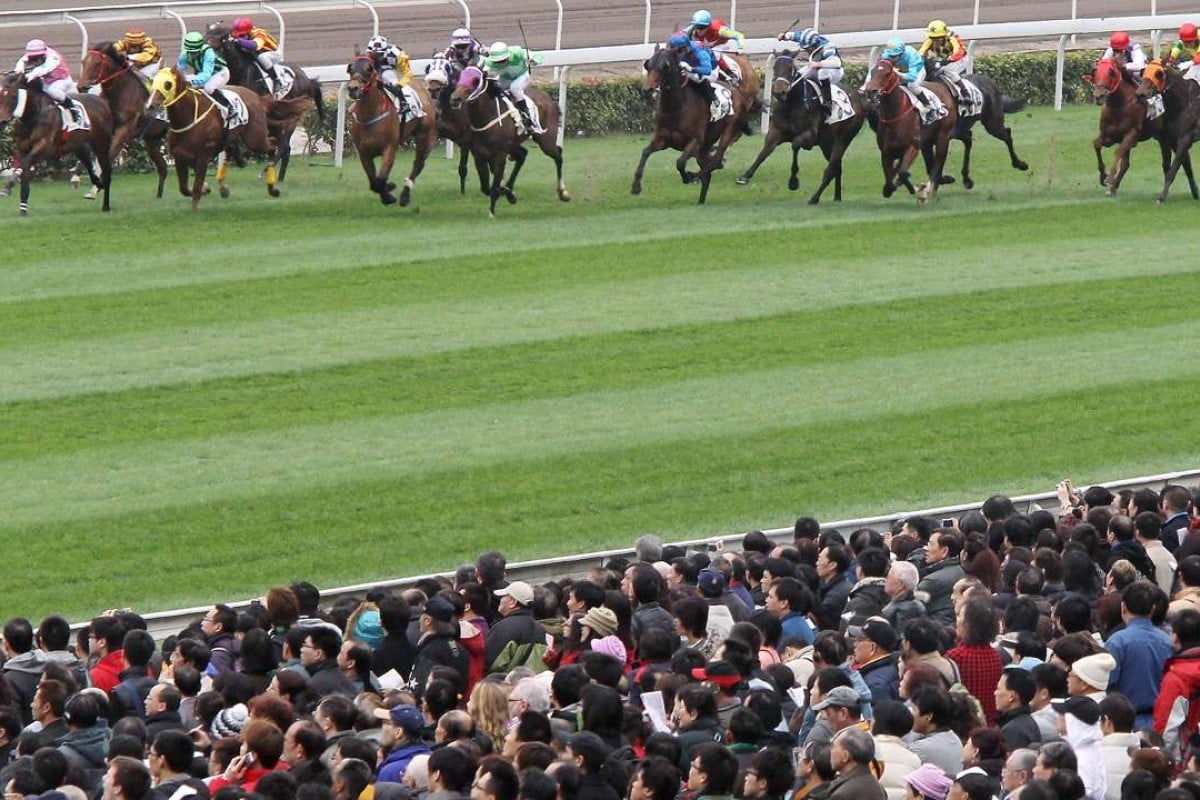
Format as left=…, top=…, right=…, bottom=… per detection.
left=771, top=50, right=798, bottom=102
left=147, top=66, right=184, bottom=110
left=346, top=55, right=377, bottom=100
left=425, top=54, right=453, bottom=92
left=860, top=59, right=898, bottom=107
left=1086, top=59, right=1122, bottom=103
left=450, top=65, right=484, bottom=108
left=0, top=71, right=23, bottom=130
left=643, top=47, right=679, bottom=91
left=206, top=22, right=231, bottom=50
left=1136, top=58, right=1168, bottom=101
left=78, top=41, right=124, bottom=91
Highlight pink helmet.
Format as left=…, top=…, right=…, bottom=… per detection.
left=232, top=17, right=253, bottom=37
left=24, top=38, right=47, bottom=57
left=1110, top=31, right=1130, bottom=51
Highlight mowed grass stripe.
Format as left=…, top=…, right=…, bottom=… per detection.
left=4, top=269, right=1200, bottom=459
left=3, top=371, right=1197, bottom=620
left=2, top=318, right=1198, bottom=530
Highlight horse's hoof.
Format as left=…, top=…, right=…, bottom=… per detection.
left=381, top=193, right=398, bottom=205
left=882, top=186, right=894, bottom=198
left=386, top=182, right=397, bottom=192
left=18, top=208, right=28, bottom=217
left=939, top=175, right=955, bottom=185
left=788, top=177, right=800, bottom=191
left=83, top=188, right=98, bottom=200
left=631, top=184, right=642, bottom=196
left=807, top=196, right=820, bottom=205
left=963, top=177, right=974, bottom=190
left=558, top=189, right=571, bottom=202
left=399, top=191, right=411, bottom=207
left=219, top=186, right=230, bottom=199
left=202, top=183, right=212, bottom=195
left=268, top=186, right=281, bottom=198
left=735, top=175, right=750, bottom=185
left=1016, top=162, right=1028, bottom=171
left=505, top=192, right=518, bottom=205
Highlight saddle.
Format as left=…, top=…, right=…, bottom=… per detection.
left=213, top=89, right=249, bottom=129
left=256, top=64, right=295, bottom=98
left=709, top=83, right=733, bottom=121
left=58, top=98, right=92, bottom=132
left=902, top=84, right=948, bottom=125
left=939, top=74, right=983, bottom=117
left=384, top=85, right=426, bottom=121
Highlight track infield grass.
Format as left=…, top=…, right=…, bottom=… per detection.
left=1, top=104, right=1197, bottom=620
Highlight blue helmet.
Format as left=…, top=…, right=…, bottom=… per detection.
left=690, top=9, right=712, bottom=28
left=882, top=37, right=905, bottom=58
left=796, top=28, right=821, bottom=48
left=668, top=32, right=690, bottom=49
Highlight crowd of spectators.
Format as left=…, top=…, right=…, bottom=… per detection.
left=3, top=481, right=1200, bottom=800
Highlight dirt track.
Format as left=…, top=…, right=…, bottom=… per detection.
left=0, top=0, right=1191, bottom=79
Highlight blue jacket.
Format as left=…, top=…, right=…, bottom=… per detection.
left=377, top=740, right=431, bottom=783
left=781, top=612, right=815, bottom=645
left=177, top=46, right=225, bottom=86
left=679, top=41, right=714, bottom=77
left=892, top=45, right=926, bottom=84
left=1107, top=617, right=1174, bottom=727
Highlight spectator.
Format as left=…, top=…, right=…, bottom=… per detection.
left=916, top=530, right=965, bottom=626
left=2, top=618, right=46, bottom=726
left=902, top=618, right=959, bottom=688
left=813, top=686, right=869, bottom=738
left=427, top=746, right=475, bottom=800
left=301, top=628, right=357, bottom=702
left=111, top=629, right=157, bottom=721
left=1133, top=513, right=1175, bottom=595
left=376, top=704, right=432, bottom=783
left=948, top=771, right=995, bottom=800
left=1169, top=556, right=1200, bottom=621
left=843, top=548, right=890, bottom=623
left=1000, top=750, right=1037, bottom=800
left=332, top=758, right=374, bottom=800
left=31, top=679, right=69, bottom=747
left=1160, top=485, right=1192, bottom=553
left=148, top=730, right=211, bottom=800
left=827, top=727, right=886, bottom=800
left=881, top=562, right=925, bottom=631
left=907, top=686, right=963, bottom=776
left=871, top=700, right=920, bottom=800
left=672, top=684, right=724, bottom=771
left=412, top=596, right=470, bottom=695
left=1106, top=581, right=1173, bottom=729
left=1096, top=695, right=1136, bottom=800
left=847, top=619, right=899, bottom=703
left=816, top=546, right=853, bottom=631
left=628, top=755, right=680, bottom=800
left=563, top=732, right=618, bottom=800
left=948, top=600, right=1003, bottom=725
left=200, top=605, right=241, bottom=677
left=629, top=566, right=676, bottom=643
left=994, top=666, right=1040, bottom=751
left=685, top=742, right=738, bottom=800
left=284, top=720, right=331, bottom=787
left=765, top=578, right=814, bottom=646
left=1152, top=608, right=1200, bottom=754
left=962, top=728, right=1007, bottom=796
left=692, top=661, right=743, bottom=727
left=89, top=615, right=127, bottom=693
left=485, top=583, right=547, bottom=674
left=1029, top=663, right=1067, bottom=744
left=209, top=719, right=283, bottom=793
left=144, top=683, right=186, bottom=738
left=372, top=595, right=418, bottom=682
left=38, top=615, right=88, bottom=689
left=741, top=747, right=794, bottom=800
left=674, top=596, right=718, bottom=659
left=58, top=691, right=108, bottom=792
left=475, top=551, right=510, bottom=624
left=1066, top=652, right=1116, bottom=703
left=795, top=741, right=836, bottom=800
left=904, top=764, right=951, bottom=800
left=104, top=755, right=152, bottom=800
left=1050, top=696, right=1103, bottom=800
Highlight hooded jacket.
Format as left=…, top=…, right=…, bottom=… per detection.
left=44, top=649, right=89, bottom=689
left=459, top=619, right=485, bottom=698
left=842, top=578, right=889, bottom=622
left=916, top=557, right=964, bottom=625
left=881, top=592, right=925, bottom=631
left=377, top=739, right=432, bottom=783
left=1153, top=644, right=1200, bottom=758
left=1064, top=713, right=1106, bottom=800
left=59, top=725, right=110, bottom=791
left=3, top=649, right=47, bottom=725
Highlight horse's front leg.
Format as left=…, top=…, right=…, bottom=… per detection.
left=190, top=158, right=209, bottom=212
left=1094, top=135, right=1109, bottom=187
left=631, top=134, right=666, bottom=195
left=677, top=139, right=703, bottom=185
left=502, top=145, right=528, bottom=204
left=1107, top=130, right=1139, bottom=195
left=735, top=125, right=783, bottom=185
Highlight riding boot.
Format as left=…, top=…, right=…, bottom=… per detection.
left=267, top=65, right=282, bottom=95
left=384, top=84, right=410, bottom=119
left=210, top=89, right=233, bottom=112
left=59, top=99, right=81, bottom=124
left=819, top=78, right=832, bottom=113
left=516, top=98, right=539, bottom=133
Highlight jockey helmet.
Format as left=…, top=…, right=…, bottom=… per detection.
left=489, top=42, right=510, bottom=60
left=24, top=39, right=47, bottom=57
left=668, top=33, right=690, bottom=49
left=926, top=20, right=949, bottom=38
left=451, top=27, right=472, bottom=45
left=796, top=28, right=821, bottom=49
left=690, top=10, right=713, bottom=28
left=1110, top=31, right=1130, bottom=51
left=184, top=32, right=205, bottom=52
left=882, top=38, right=905, bottom=58
left=123, top=29, right=148, bottom=45
left=366, top=35, right=389, bottom=54
left=1180, top=22, right=1198, bottom=42
left=232, top=18, right=254, bottom=37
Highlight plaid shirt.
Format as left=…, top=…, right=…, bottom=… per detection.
left=947, top=643, right=1002, bottom=725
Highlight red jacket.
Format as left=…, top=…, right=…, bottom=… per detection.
left=1153, top=645, right=1200, bottom=756
left=209, top=766, right=276, bottom=794
left=459, top=621, right=485, bottom=699
left=89, top=651, right=124, bottom=693
left=694, top=21, right=735, bottom=47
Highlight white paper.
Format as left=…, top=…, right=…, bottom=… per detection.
left=375, top=669, right=406, bottom=692
left=787, top=686, right=807, bottom=709
left=642, top=690, right=671, bottom=733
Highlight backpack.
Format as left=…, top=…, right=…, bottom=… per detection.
left=112, top=677, right=148, bottom=719
left=490, top=639, right=550, bottom=674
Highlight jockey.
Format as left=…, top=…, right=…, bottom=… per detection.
left=231, top=17, right=283, bottom=94
left=483, top=42, right=544, bottom=134
left=777, top=27, right=843, bottom=111
left=1102, top=31, right=1147, bottom=78
left=14, top=39, right=81, bottom=122
left=366, top=35, right=413, bottom=117
left=113, top=29, right=162, bottom=80
left=441, top=27, right=486, bottom=71
left=881, top=37, right=934, bottom=119
left=177, top=30, right=232, bottom=110
left=686, top=9, right=746, bottom=84
left=918, top=20, right=972, bottom=105
left=667, top=31, right=716, bottom=105
left=1166, top=22, right=1200, bottom=76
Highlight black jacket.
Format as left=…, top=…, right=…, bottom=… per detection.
left=816, top=575, right=852, bottom=631
left=577, top=773, right=621, bottom=800
left=412, top=633, right=470, bottom=695
left=290, top=757, right=332, bottom=787
left=146, top=710, right=187, bottom=740
left=1107, top=539, right=1156, bottom=581
left=676, top=716, right=725, bottom=771
left=842, top=579, right=889, bottom=623
left=372, top=634, right=418, bottom=682
left=881, top=593, right=925, bottom=632
left=997, top=705, right=1041, bottom=750
left=149, top=777, right=210, bottom=800
left=305, top=659, right=358, bottom=701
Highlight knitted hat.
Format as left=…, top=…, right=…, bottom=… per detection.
left=211, top=703, right=249, bottom=738
left=353, top=609, right=384, bottom=647
left=1070, top=652, right=1116, bottom=691
left=906, top=763, right=952, bottom=800
left=590, top=635, right=627, bottom=663
left=581, top=607, right=618, bottom=637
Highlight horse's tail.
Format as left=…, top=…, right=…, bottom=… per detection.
left=1001, top=95, right=1026, bottom=113
left=309, top=78, right=327, bottom=122
left=266, top=96, right=314, bottom=126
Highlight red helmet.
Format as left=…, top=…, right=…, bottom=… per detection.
left=1110, top=31, right=1130, bottom=51
left=232, top=17, right=253, bottom=37
left=1181, top=22, right=1198, bottom=42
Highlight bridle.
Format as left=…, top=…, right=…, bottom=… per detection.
left=84, top=47, right=131, bottom=87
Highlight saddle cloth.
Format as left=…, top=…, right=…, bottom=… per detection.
left=955, top=77, right=984, bottom=117
left=385, top=85, right=426, bottom=120
left=828, top=84, right=855, bottom=124
left=710, top=82, right=733, bottom=121
left=903, top=85, right=948, bottom=125
left=214, top=89, right=250, bottom=130
left=59, top=98, right=92, bottom=132
left=1146, top=93, right=1166, bottom=121
left=258, top=64, right=295, bottom=99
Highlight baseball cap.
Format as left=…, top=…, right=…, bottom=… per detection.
left=811, top=685, right=861, bottom=711
left=423, top=596, right=455, bottom=623
left=495, top=581, right=534, bottom=606
left=1051, top=696, right=1101, bottom=726
left=564, top=731, right=611, bottom=768
left=698, top=568, right=727, bottom=597
left=690, top=660, right=742, bottom=690
left=374, top=703, right=426, bottom=733
left=846, top=617, right=898, bottom=651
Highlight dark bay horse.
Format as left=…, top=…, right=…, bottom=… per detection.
left=860, top=60, right=957, bottom=204
left=346, top=55, right=439, bottom=207
left=736, top=50, right=864, bottom=204
left=77, top=41, right=169, bottom=198
left=1085, top=58, right=1164, bottom=196
left=0, top=72, right=112, bottom=215
left=1134, top=60, right=1200, bottom=202
left=425, top=54, right=483, bottom=195
left=207, top=22, right=324, bottom=182
left=632, top=47, right=747, bottom=204
left=449, top=65, right=570, bottom=217
left=147, top=66, right=308, bottom=210
left=926, top=63, right=1028, bottom=189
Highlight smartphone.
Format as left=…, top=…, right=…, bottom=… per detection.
left=243, top=752, right=256, bottom=766
left=940, top=518, right=955, bottom=528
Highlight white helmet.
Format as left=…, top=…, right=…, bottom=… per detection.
left=451, top=27, right=472, bottom=45
left=489, top=41, right=510, bottom=61
left=366, top=35, right=389, bottom=54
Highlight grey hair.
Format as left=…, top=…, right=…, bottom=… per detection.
left=635, top=534, right=664, bottom=563
left=889, top=561, right=919, bottom=591
left=511, top=676, right=551, bottom=713
left=833, top=727, right=875, bottom=764
left=1008, top=749, right=1038, bottom=773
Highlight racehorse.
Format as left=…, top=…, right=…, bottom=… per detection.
left=632, top=47, right=748, bottom=204
left=207, top=22, right=325, bottom=182
left=715, top=51, right=762, bottom=127
left=425, top=54, right=484, bottom=195
left=77, top=41, right=169, bottom=198
left=860, top=60, right=957, bottom=204
left=0, top=72, right=113, bottom=215
left=1085, top=58, right=1163, bottom=196
left=345, top=54, right=439, bottom=207
left=926, top=62, right=1028, bottom=189
left=146, top=66, right=308, bottom=211
left=735, top=49, right=864, bottom=204
left=449, top=65, right=570, bottom=217
left=1134, top=59, right=1200, bottom=202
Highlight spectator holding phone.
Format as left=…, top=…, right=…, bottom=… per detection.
left=208, top=719, right=284, bottom=793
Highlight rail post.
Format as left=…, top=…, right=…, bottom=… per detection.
left=63, top=13, right=88, bottom=63
left=334, top=80, right=348, bottom=167
left=557, top=64, right=570, bottom=148
left=1054, top=33, right=1068, bottom=110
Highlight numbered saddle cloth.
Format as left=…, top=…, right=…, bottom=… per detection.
left=904, top=85, right=947, bottom=125
left=1146, top=93, right=1165, bottom=121
left=710, top=83, right=733, bottom=121
left=215, top=89, right=249, bottom=129
left=957, top=77, right=984, bottom=116
left=828, top=84, right=855, bottom=123
left=58, top=98, right=91, bottom=132
left=384, top=85, right=426, bottom=120
left=263, top=65, right=295, bottom=99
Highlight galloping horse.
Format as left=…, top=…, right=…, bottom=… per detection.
left=147, top=66, right=308, bottom=211
left=449, top=65, right=570, bottom=217
left=736, top=50, right=864, bottom=204
left=1135, top=60, right=1200, bottom=202
left=1085, top=58, right=1163, bottom=196
left=425, top=54, right=482, bottom=195
left=926, top=63, right=1028, bottom=189
left=77, top=41, right=169, bottom=198
left=207, top=22, right=325, bottom=182
left=632, top=47, right=748, bottom=204
left=345, top=54, right=439, bottom=207
left=860, top=60, right=957, bottom=203
left=0, top=72, right=113, bottom=215
left=717, top=51, right=762, bottom=127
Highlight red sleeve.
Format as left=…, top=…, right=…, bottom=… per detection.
left=1154, top=667, right=1185, bottom=734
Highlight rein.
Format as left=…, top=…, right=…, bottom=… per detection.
left=88, top=50, right=132, bottom=86
left=166, top=88, right=217, bottom=133
left=349, top=69, right=395, bottom=127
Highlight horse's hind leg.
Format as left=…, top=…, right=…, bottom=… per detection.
left=190, top=159, right=208, bottom=212
left=677, top=140, right=703, bottom=185
left=176, top=160, right=192, bottom=199
left=487, top=152, right=507, bottom=217
left=788, top=142, right=802, bottom=191
left=1094, top=137, right=1109, bottom=187
left=536, top=134, right=569, bottom=201
left=984, top=111, right=1028, bottom=171
left=810, top=140, right=845, bottom=205
left=1180, top=148, right=1199, bottom=200
left=457, top=144, right=470, bottom=195
left=148, top=133, right=169, bottom=198
left=399, top=127, right=436, bottom=207
left=474, top=152, right=491, bottom=196
left=960, top=129, right=974, bottom=189
left=276, top=126, right=293, bottom=183
left=735, top=126, right=784, bottom=185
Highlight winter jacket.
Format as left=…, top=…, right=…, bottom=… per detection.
left=631, top=602, right=677, bottom=642
left=873, top=734, right=920, bottom=800
left=3, top=649, right=47, bottom=725
left=209, top=767, right=274, bottom=794
left=1064, top=714, right=1105, bottom=800
left=905, top=729, right=963, bottom=776
left=1106, top=540, right=1156, bottom=582
left=206, top=632, right=241, bottom=676
left=110, top=667, right=157, bottom=721
left=916, top=558, right=964, bottom=625
left=1099, top=732, right=1138, bottom=800
left=817, top=575, right=853, bottom=630
left=305, top=658, right=357, bottom=701
left=997, top=705, right=1041, bottom=750
left=857, top=654, right=900, bottom=704
left=827, top=764, right=887, bottom=800
left=1153, top=644, right=1200, bottom=758
left=378, top=740, right=433, bottom=783
left=411, top=633, right=470, bottom=696
left=842, top=579, right=889, bottom=624
left=90, top=650, right=125, bottom=693
left=146, top=710, right=187, bottom=740
left=372, top=633, right=418, bottom=682
left=44, top=649, right=89, bottom=689
left=59, top=725, right=110, bottom=792
left=148, top=776, right=210, bottom=800
left=676, top=716, right=725, bottom=771
left=460, top=619, right=485, bottom=698
left=484, top=609, right=546, bottom=671
left=881, top=593, right=925, bottom=632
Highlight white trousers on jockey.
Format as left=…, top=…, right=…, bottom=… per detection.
left=136, top=60, right=160, bottom=80
left=201, top=67, right=230, bottom=95
left=498, top=71, right=531, bottom=102
left=256, top=50, right=282, bottom=71
left=801, top=65, right=844, bottom=84
left=380, top=69, right=400, bottom=88
left=939, top=56, right=973, bottom=77
left=1184, top=61, right=1200, bottom=84
left=40, top=76, right=76, bottom=102
left=711, top=40, right=741, bottom=54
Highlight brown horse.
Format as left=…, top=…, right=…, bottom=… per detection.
left=1085, top=58, right=1164, bottom=196
left=716, top=51, right=762, bottom=126
left=449, top=65, right=570, bottom=217
left=0, top=72, right=113, bottom=215
left=1135, top=60, right=1200, bottom=202
left=207, top=22, right=325, bottom=182
left=860, top=60, right=957, bottom=204
left=147, top=66, right=307, bottom=211
left=77, top=41, right=169, bottom=198
left=345, top=55, right=439, bottom=207
left=632, top=47, right=748, bottom=204
left=736, top=50, right=865, bottom=204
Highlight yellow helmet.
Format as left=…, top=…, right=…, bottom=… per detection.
left=926, top=20, right=949, bottom=38
left=124, top=29, right=148, bottom=44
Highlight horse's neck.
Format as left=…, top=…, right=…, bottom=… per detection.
left=878, top=83, right=908, bottom=114
left=1106, top=82, right=1136, bottom=108
left=168, top=88, right=208, bottom=123
left=354, top=83, right=388, bottom=116
left=658, top=71, right=688, bottom=114
left=107, top=68, right=147, bottom=104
